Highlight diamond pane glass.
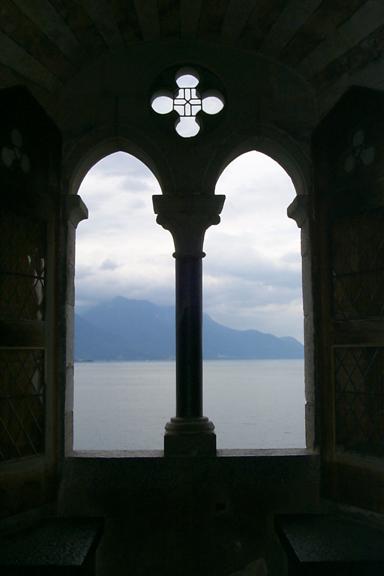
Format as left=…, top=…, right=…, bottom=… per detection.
left=334, top=347, right=384, bottom=456
left=0, top=349, right=45, bottom=461
left=0, top=212, right=46, bottom=321
left=332, top=214, right=384, bottom=320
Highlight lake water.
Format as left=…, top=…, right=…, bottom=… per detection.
left=74, top=359, right=305, bottom=451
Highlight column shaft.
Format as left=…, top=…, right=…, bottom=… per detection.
left=176, top=255, right=203, bottom=418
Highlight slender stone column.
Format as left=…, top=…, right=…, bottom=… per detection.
left=153, top=194, right=225, bottom=456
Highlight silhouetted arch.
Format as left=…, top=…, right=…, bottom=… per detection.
left=64, top=129, right=174, bottom=198
left=204, top=127, right=311, bottom=198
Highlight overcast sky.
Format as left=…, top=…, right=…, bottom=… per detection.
left=76, top=151, right=303, bottom=341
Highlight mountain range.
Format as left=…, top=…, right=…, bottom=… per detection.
left=75, top=296, right=304, bottom=361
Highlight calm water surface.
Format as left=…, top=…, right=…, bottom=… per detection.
left=74, top=359, right=305, bottom=450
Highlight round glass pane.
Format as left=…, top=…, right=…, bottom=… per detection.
left=202, top=94, right=224, bottom=115
left=175, top=117, right=200, bottom=138
left=176, top=68, right=199, bottom=88
left=151, top=92, right=173, bottom=114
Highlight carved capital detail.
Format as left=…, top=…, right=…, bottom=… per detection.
left=287, top=194, right=310, bottom=229
left=65, top=194, right=88, bottom=228
left=153, top=195, right=225, bottom=257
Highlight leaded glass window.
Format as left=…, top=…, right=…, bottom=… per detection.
left=332, top=214, right=384, bottom=320
left=0, top=349, right=45, bottom=460
left=0, top=211, right=47, bottom=461
left=335, top=347, right=384, bottom=456
left=0, top=211, right=46, bottom=321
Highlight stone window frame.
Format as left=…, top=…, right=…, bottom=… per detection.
left=62, top=130, right=315, bottom=457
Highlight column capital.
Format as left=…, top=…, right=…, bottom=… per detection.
left=153, top=194, right=225, bottom=257
left=65, top=194, right=88, bottom=228
left=287, top=194, right=310, bottom=229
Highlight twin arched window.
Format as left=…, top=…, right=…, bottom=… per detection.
left=73, top=150, right=305, bottom=452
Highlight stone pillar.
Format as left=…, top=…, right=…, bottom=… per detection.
left=64, top=194, right=88, bottom=455
left=153, top=194, right=225, bottom=456
left=287, top=194, right=314, bottom=448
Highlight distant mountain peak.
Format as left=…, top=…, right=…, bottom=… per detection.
left=75, top=297, right=303, bottom=362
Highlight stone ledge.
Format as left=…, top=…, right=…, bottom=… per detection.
left=276, top=513, right=384, bottom=574
left=0, top=517, right=103, bottom=572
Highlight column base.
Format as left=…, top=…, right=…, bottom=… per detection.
left=164, top=417, right=216, bottom=457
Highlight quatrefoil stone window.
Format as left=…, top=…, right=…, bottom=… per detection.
left=151, top=68, right=224, bottom=138
left=1, top=128, right=31, bottom=173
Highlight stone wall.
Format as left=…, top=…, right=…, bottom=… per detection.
left=59, top=451, right=320, bottom=576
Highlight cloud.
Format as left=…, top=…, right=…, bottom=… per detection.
left=100, top=258, right=120, bottom=271
left=75, top=266, right=174, bottom=311
left=75, top=151, right=304, bottom=340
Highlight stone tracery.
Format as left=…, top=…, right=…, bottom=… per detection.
left=151, top=68, right=224, bottom=138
